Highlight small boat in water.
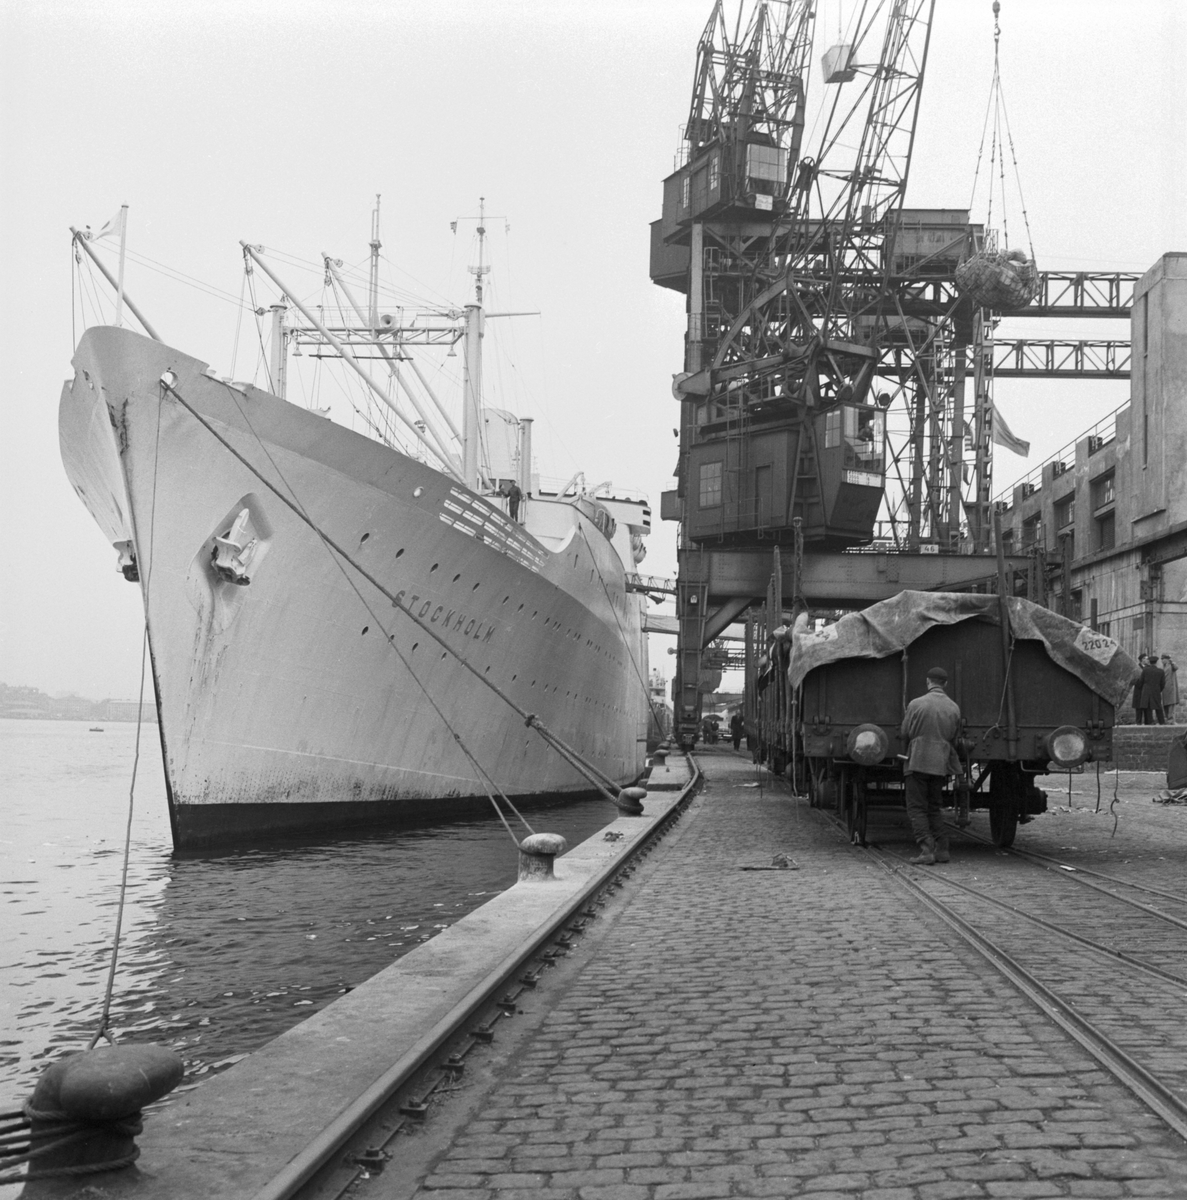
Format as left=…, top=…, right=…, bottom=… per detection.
left=60, top=205, right=653, bottom=849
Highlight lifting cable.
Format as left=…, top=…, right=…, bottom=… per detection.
left=210, top=380, right=536, bottom=846
left=162, top=376, right=628, bottom=816
left=968, top=0, right=1035, bottom=260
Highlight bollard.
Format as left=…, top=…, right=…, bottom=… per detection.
left=615, top=786, right=647, bottom=815
left=21, top=1044, right=184, bottom=1178
left=650, top=748, right=668, bottom=766
left=517, top=832, right=568, bottom=882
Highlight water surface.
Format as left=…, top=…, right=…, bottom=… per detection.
left=0, top=718, right=615, bottom=1107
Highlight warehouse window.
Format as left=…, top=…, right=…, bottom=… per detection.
left=709, top=153, right=720, bottom=193
left=1054, top=495, right=1074, bottom=530
left=681, top=175, right=690, bottom=211
left=1095, top=510, right=1115, bottom=552
left=1091, top=470, right=1115, bottom=513
left=699, top=460, right=723, bottom=508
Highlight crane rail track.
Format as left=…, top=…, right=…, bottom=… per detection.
left=828, top=804, right=1187, bottom=1147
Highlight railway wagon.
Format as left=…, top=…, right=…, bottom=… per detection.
left=790, top=591, right=1138, bottom=849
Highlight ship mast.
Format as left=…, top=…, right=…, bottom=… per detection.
left=462, top=198, right=490, bottom=491
left=368, top=194, right=381, bottom=331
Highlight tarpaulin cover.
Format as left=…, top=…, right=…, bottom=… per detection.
left=788, top=590, right=1138, bottom=708
left=955, top=248, right=1039, bottom=310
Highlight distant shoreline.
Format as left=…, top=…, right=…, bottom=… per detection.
left=0, top=712, right=158, bottom=723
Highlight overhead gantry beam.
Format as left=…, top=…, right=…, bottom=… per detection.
left=991, top=339, right=1131, bottom=379
left=680, top=547, right=1030, bottom=611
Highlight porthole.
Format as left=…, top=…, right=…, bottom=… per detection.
left=512, top=674, right=517, bottom=681
left=472, top=582, right=480, bottom=592
left=441, top=651, right=447, bottom=660
left=518, top=603, right=524, bottom=612
left=411, top=642, right=419, bottom=653
left=453, top=573, right=461, bottom=583
left=360, top=532, right=371, bottom=544
left=396, top=548, right=405, bottom=559
left=430, top=563, right=439, bottom=573
left=361, top=626, right=369, bottom=635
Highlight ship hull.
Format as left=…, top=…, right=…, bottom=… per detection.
left=60, top=328, right=649, bottom=849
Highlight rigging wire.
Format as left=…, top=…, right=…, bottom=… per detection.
left=967, top=1, right=1035, bottom=259
left=70, top=240, right=77, bottom=347
left=229, top=254, right=249, bottom=380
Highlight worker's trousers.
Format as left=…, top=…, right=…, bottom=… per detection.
left=904, top=772, right=946, bottom=844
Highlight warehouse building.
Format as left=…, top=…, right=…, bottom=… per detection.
left=998, top=253, right=1187, bottom=667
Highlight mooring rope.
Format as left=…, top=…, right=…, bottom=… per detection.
left=160, top=378, right=632, bottom=809
left=86, top=629, right=149, bottom=1051
left=0, top=1106, right=141, bottom=1185
left=87, top=390, right=163, bottom=1051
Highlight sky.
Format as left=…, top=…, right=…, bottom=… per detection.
left=1, top=0, right=1184, bottom=700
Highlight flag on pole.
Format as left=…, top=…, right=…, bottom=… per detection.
left=90, top=208, right=126, bottom=242
left=991, top=403, right=1030, bottom=457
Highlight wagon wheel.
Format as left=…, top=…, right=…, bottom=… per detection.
left=988, top=764, right=1021, bottom=849
left=989, top=799, right=1018, bottom=849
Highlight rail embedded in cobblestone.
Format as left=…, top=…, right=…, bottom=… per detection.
left=957, top=824, right=1187, bottom=918
left=884, top=853, right=1187, bottom=989
left=865, top=844, right=1187, bottom=1146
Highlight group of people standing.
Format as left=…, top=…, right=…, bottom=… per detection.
left=1132, top=652, right=1179, bottom=724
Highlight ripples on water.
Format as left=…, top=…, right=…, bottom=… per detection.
left=0, top=719, right=617, bottom=1109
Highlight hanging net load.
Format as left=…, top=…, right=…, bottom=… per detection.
left=962, top=2, right=1038, bottom=312
left=955, top=246, right=1038, bottom=311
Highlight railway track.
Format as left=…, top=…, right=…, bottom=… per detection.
left=857, top=819, right=1187, bottom=1144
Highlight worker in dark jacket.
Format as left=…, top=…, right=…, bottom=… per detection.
left=1140, top=654, right=1167, bottom=724
left=901, top=666, right=962, bottom=865
left=729, top=710, right=744, bottom=750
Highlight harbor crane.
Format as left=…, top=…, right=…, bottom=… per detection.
left=651, top=0, right=1136, bottom=746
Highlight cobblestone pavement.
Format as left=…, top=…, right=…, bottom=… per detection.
left=387, top=752, right=1187, bottom=1199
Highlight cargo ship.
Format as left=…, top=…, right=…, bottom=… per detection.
left=59, top=214, right=652, bottom=848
